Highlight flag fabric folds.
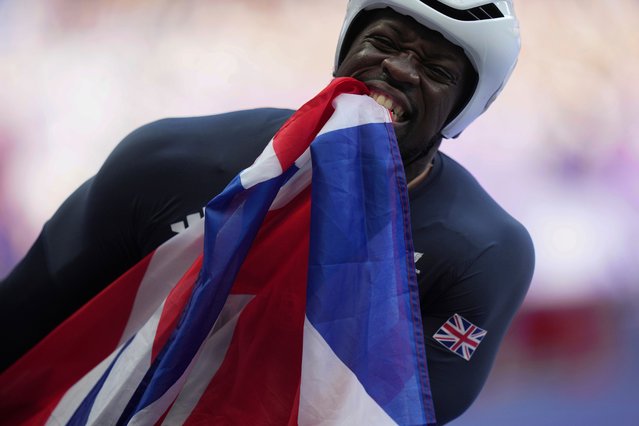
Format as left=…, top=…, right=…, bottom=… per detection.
left=0, top=78, right=436, bottom=425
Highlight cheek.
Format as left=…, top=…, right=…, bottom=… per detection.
left=336, top=47, right=380, bottom=77
left=422, top=85, right=459, bottom=128
left=407, top=90, right=457, bottom=146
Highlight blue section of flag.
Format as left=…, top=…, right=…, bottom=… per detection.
left=306, top=122, right=433, bottom=425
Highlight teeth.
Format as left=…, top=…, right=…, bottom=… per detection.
left=370, top=92, right=405, bottom=121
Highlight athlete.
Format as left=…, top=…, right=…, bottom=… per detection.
left=1, top=1, right=533, bottom=423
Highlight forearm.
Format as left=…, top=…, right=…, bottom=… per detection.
left=0, top=234, right=61, bottom=371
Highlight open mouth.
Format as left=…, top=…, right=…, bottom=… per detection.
left=369, top=91, right=408, bottom=123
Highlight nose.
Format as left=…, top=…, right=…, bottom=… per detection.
left=381, top=54, right=420, bottom=86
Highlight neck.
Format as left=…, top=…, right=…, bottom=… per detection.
left=404, top=139, right=442, bottom=192
left=407, top=160, right=433, bottom=191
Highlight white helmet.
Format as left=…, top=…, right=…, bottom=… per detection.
left=335, top=0, right=521, bottom=139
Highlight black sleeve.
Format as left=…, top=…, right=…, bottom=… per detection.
left=419, top=222, right=535, bottom=424
left=0, top=233, right=64, bottom=371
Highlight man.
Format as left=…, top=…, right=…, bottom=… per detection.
left=0, top=0, right=533, bottom=423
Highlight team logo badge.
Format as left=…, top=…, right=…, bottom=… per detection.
left=433, top=314, right=487, bottom=361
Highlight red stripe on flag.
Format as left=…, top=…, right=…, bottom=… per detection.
left=0, top=253, right=154, bottom=425
left=443, top=323, right=479, bottom=352
left=230, top=187, right=311, bottom=295
left=184, top=188, right=311, bottom=424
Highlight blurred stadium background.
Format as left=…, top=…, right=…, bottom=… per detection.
left=1, top=1, right=637, bottom=424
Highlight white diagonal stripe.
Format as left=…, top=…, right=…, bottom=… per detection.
left=86, top=302, right=164, bottom=424
left=269, top=156, right=312, bottom=211
left=298, top=317, right=397, bottom=426
left=240, top=139, right=283, bottom=189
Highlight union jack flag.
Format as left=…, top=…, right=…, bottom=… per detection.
left=433, top=314, right=487, bottom=361
left=0, top=78, right=436, bottom=425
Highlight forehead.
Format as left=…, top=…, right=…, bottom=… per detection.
left=349, top=8, right=468, bottom=62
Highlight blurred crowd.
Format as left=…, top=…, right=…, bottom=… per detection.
left=1, top=0, right=637, bottom=424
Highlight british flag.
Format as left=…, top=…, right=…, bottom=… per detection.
left=0, top=78, right=436, bottom=425
left=433, top=314, right=487, bottom=361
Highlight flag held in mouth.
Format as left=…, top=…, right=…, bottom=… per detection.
left=0, top=77, right=436, bottom=426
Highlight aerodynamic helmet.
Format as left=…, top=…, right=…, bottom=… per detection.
left=335, top=0, right=521, bottom=139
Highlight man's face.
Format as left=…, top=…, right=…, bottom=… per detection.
left=334, top=9, right=477, bottom=162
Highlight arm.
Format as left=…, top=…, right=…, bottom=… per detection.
left=419, top=221, right=535, bottom=424
left=0, top=110, right=293, bottom=372
left=0, top=150, right=149, bottom=371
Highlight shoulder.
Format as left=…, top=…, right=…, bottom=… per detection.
left=412, top=151, right=533, bottom=256
left=122, top=108, right=295, bottom=143
left=411, top=154, right=530, bottom=248
left=411, top=152, right=534, bottom=308
left=437, top=152, right=534, bottom=264
left=90, top=108, right=294, bottom=251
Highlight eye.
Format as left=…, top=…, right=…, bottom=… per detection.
left=368, top=35, right=397, bottom=51
left=424, top=64, right=458, bottom=85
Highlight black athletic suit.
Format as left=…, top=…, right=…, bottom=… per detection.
left=1, top=108, right=534, bottom=424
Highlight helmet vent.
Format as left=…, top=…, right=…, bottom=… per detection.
left=420, top=0, right=504, bottom=21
